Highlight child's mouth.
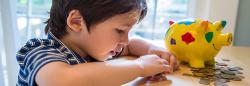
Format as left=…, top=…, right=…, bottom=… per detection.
left=109, top=51, right=117, bottom=56
left=109, top=46, right=124, bottom=57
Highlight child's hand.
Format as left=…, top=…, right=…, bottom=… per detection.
left=134, top=54, right=172, bottom=77
left=148, top=45, right=179, bottom=73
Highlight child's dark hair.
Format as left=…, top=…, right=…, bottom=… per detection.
left=45, top=0, right=147, bottom=39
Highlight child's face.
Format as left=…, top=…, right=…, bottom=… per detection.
left=77, top=11, right=140, bottom=61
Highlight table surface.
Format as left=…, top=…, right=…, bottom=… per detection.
left=122, top=46, right=250, bottom=86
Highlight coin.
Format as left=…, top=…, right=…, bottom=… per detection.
left=222, top=58, right=230, bottom=62
left=214, top=81, right=228, bottom=86
left=199, top=78, right=211, bottom=85
left=216, top=62, right=228, bottom=66
left=182, top=58, right=244, bottom=85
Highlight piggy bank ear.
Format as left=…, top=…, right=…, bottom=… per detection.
left=214, top=20, right=227, bottom=31
left=198, top=20, right=209, bottom=32
left=169, top=20, right=175, bottom=26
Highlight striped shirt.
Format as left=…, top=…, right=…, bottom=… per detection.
left=16, top=32, right=100, bottom=86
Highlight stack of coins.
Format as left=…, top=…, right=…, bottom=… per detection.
left=182, top=58, right=244, bottom=86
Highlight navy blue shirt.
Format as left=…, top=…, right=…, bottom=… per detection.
left=16, top=32, right=101, bottom=86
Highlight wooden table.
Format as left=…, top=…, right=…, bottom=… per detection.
left=123, top=47, right=250, bottom=86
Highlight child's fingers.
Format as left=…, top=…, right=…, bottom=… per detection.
left=174, top=59, right=180, bottom=69
left=161, top=64, right=172, bottom=73
left=160, top=54, right=174, bottom=73
left=156, top=57, right=174, bottom=73
left=169, top=55, right=177, bottom=72
left=156, top=59, right=172, bottom=72
left=163, top=51, right=173, bottom=60
left=156, top=59, right=169, bottom=65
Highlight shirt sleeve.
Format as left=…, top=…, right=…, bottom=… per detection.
left=26, top=51, right=68, bottom=86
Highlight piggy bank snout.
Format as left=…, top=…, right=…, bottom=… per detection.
left=215, top=33, right=232, bottom=46
left=225, top=33, right=232, bottom=46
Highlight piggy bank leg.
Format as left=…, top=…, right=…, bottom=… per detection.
left=189, top=59, right=205, bottom=68
left=206, top=60, right=215, bottom=66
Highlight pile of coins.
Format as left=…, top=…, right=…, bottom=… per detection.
left=149, top=65, right=180, bottom=81
left=182, top=58, right=245, bottom=86
left=148, top=73, right=167, bottom=81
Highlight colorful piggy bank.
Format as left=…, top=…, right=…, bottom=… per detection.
left=165, top=19, right=232, bottom=68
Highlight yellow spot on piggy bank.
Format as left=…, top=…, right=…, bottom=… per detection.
left=165, top=19, right=233, bottom=68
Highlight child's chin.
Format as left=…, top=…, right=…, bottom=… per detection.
left=94, top=55, right=111, bottom=61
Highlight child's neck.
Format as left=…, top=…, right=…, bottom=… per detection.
left=60, top=35, right=87, bottom=58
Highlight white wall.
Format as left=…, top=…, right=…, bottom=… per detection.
left=0, top=0, right=20, bottom=86
left=234, top=0, right=250, bottom=46
left=189, top=0, right=239, bottom=44
left=0, top=6, right=6, bottom=86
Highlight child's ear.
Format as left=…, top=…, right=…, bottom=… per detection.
left=66, top=10, right=86, bottom=32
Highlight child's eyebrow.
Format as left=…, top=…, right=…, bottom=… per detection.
left=123, top=18, right=138, bottom=27
left=123, top=23, right=132, bottom=27
left=122, top=23, right=134, bottom=28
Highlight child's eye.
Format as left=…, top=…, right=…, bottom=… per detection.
left=116, top=29, right=125, bottom=34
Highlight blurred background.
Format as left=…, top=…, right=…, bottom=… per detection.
left=0, top=0, right=249, bottom=85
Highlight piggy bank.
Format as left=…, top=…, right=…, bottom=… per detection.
left=165, top=19, right=232, bottom=68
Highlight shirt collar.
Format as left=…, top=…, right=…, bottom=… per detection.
left=47, top=31, right=87, bottom=63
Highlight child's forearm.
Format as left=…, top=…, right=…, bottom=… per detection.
left=122, top=38, right=151, bottom=56
left=68, top=60, right=142, bottom=86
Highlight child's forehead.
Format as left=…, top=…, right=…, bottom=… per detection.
left=99, top=10, right=140, bottom=28
left=115, top=11, right=140, bottom=26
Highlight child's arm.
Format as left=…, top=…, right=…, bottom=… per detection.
left=120, top=38, right=178, bottom=72
left=36, top=55, right=170, bottom=86
left=120, top=38, right=150, bottom=57
left=121, top=38, right=169, bottom=57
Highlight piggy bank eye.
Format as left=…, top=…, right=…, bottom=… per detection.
left=170, top=38, right=176, bottom=45
left=205, top=32, right=213, bottom=43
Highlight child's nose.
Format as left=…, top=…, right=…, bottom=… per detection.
left=120, top=36, right=129, bottom=45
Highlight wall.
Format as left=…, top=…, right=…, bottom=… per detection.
left=1, top=0, right=20, bottom=86
left=0, top=6, right=6, bottom=86
left=189, top=0, right=239, bottom=45
left=234, top=0, right=250, bottom=46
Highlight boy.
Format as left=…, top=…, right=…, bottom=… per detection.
left=16, top=0, right=178, bottom=86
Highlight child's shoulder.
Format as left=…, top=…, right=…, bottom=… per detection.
left=17, top=38, right=60, bottom=54
left=16, top=38, right=64, bottom=63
